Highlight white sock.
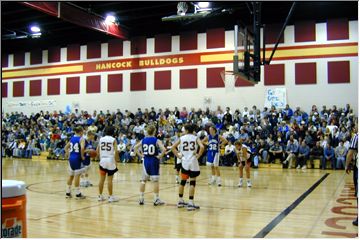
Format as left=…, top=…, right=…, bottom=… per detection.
left=217, top=176, right=221, bottom=182
left=140, top=192, right=144, bottom=198
left=154, top=193, right=159, bottom=201
left=66, top=185, right=71, bottom=193
left=75, top=187, right=80, bottom=195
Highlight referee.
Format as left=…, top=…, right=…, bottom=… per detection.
left=345, top=123, right=358, bottom=226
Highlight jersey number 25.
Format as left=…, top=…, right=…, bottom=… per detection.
left=101, top=142, right=112, bottom=151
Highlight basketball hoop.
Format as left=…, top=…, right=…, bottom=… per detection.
left=220, top=71, right=238, bottom=92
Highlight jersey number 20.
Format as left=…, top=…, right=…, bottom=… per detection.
left=143, top=144, right=155, bottom=155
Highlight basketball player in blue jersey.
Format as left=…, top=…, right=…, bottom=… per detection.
left=64, top=126, right=86, bottom=199
left=202, top=125, right=228, bottom=186
left=80, top=130, right=95, bottom=187
left=134, top=125, right=166, bottom=206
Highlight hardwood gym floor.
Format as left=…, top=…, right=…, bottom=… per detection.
left=2, top=158, right=358, bottom=238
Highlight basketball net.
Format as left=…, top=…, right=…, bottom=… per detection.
left=220, top=71, right=238, bottom=93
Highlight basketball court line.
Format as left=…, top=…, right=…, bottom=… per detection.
left=26, top=176, right=282, bottom=224
left=253, top=173, right=330, bottom=238
left=304, top=173, right=346, bottom=237
left=28, top=177, right=206, bottom=220
left=24, top=169, right=332, bottom=231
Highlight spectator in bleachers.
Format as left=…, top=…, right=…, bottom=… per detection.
left=54, top=138, right=66, bottom=160
left=266, top=133, right=275, bottom=148
left=322, top=142, right=335, bottom=170
left=117, top=140, right=126, bottom=162
left=284, top=136, right=299, bottom=169
left=320, top=135, right=329, bottom=149
left=282, top=104, right=293, bottom=121
left=5, top=139, right=17, bottom=158
left=163, top=136, right=174, bottom=164
left=242, top=107, right=249, bottom=118
left=269, top=140, right=284, bottom=164
left=239, top=128, right=248, bottom=141
left=258, top=139, right=269, bottom=163
left=335, top=140, right=347, bottom=169
left=223, top=140, right=236, bottom=166
left=278, top=121, right=289, bottom=135
left=344, top=136, right=352, bottom=151
left=14, top=139, right=26, bottom=158
left=1, top=104, right=357, bottom=172
left=24, top=136, right=33, bottom=159
left=296, top=141, right=310, bottom=169
left=180, top=107, right=188, bottom=121
left=286, top=128, right=298, bottom=141
left=310, top=141, right=324, bottom=168
left=223, top=107, right=233, bottom=125
left=39, top=134, right=47, bottom=152
left=304, top=130, right=314, bottom=148
left=47, top=139, right=57, bottom=159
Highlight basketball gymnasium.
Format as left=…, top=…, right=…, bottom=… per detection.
left=1, top=1, right=359, bottom=238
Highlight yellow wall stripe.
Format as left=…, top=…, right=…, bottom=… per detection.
left=2, top=65, right=83, bottom=79
left=200, top=45, right=358, bottom=63
left=2, top=44, right=357, bottom=79
left=268, top=45, right=357, bottom=58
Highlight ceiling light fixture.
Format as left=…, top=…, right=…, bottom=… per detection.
left=198, top=2, right=209, bottom=8
left=105, top=14, right=116, bottom=24
left=30, top=25, right=41, bottom=33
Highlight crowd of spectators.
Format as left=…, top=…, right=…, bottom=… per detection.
left=1, top=103, right=357, bottom=170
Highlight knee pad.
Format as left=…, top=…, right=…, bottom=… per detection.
left=150, top=176, right=159, bottom=182
left=180, top=180, right=187, bottom=186
left=190, top=180, right=196, bottom=187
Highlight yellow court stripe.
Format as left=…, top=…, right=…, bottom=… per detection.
left=201, top=46, right=358, bottom=62
left=2, top=65, right=83, bottom=79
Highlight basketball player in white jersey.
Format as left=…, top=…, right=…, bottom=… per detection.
left=234, top=139, right=252, bottom=187
left=171, top=124, right=204, bottom=211
left=96, top=126, right=120, bottom=202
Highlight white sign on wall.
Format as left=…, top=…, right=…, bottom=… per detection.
left=264, top=88, right=287, bottom=109
left=7, top=100, right=56, bottom=109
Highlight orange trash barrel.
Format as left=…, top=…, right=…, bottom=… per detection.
left=1, top=180, right=27, bottom=238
